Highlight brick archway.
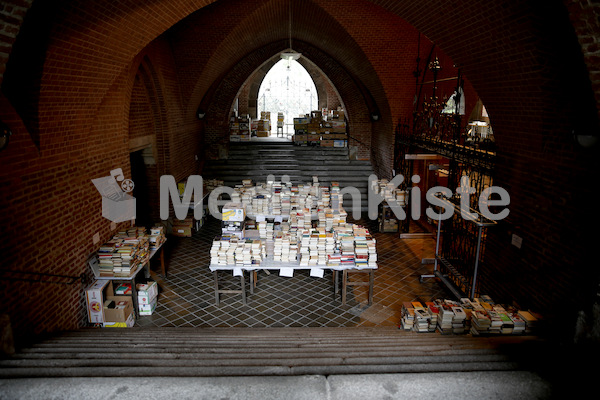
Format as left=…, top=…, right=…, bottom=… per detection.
left=0, top=0, right=599, bottom=340
left=239, top=56, right=338, bottom=120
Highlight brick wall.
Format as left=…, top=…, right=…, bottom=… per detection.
left=0, top=0, right=598, bottom=342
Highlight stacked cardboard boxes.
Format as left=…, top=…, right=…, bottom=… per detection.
left=137, top=281, right=159, bottom=316
left=85, top=281, right=135, bottom=328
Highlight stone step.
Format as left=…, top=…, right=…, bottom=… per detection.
left=0, top=327, right=551, bottom=379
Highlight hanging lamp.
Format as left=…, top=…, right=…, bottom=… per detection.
left=280, top=0, right=301, bottom=61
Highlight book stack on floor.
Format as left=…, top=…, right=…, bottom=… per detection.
left=400, top=295, right=541, bottom=336
left=412, top=302, right=431, bottom=333
left=470, top=309, right=492, bottom=335
left=517, top=310, right=538, bottom=334
left=436, top=301, right=456, bottom=334
left=451, top=304, right=468, bottom=334
left=425, top=302, right=439, bottom=332
left=400, top=302, right=415, bottom=331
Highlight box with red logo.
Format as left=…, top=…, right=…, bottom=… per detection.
left=85, top=280, right=110, bottom=324
left=137, top=281, right=159, bottom=316
left=85, top=280, right=135, bottom=325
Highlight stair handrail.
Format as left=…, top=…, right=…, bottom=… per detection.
left=0, top=269, right=87, bottom=285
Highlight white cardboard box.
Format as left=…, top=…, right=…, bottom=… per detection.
left=222, top=202, right=246, bottom=221
left=139, top=297, right=158, bottom=316
left=136, top=281, right=158, bottom=302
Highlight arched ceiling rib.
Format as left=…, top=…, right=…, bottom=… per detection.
left=172, top=0, right=387, bottom=122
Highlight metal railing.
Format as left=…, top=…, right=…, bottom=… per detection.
left=0, top=269, right=86, bottom=285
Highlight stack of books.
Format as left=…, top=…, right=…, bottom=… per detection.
left=436, top=301, right=455, bottom=334
left=205, top=179, right=224, bottom=193
left=400, top=302, right=415, bottom=331
left=411, top=302, right=431, bottom=333
left=509, top=312, right=526, bottom=334
left=470, top=310, right=492, bottom=335
left=517, top=310, right=539, bottom=334
left=210, top=237, right=263, bottom=267
left=96, top=228, right=150, bottom=278
left=149, top=226, right=166, bottom=251
left=425, top=302, right=439, bottom=332
left=451, top=305, right=467, bottom=334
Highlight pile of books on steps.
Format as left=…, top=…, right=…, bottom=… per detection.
left=399, top=295, right=540, bottom=336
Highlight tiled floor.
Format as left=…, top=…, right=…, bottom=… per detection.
left=137, top=216, right=454, bottom=328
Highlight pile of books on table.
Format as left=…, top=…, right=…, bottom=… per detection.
left=210, top=237, right=265, bottom=267
left=149, top=226, right=166, bottom=251
left=96, top=227, right=150, bottom=278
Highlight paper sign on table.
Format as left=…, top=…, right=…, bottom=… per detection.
left=233, top=268, right=243, bottom=277
left=310, top=268, right=324, bottom=278
left=279, top=268, right=294, bottom=277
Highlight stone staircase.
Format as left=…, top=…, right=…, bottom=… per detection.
left=0, top=327, right=550, bottom=378
left=1, top=327, right=590, bottom=398
left=203, top=141, right=375, bottom=212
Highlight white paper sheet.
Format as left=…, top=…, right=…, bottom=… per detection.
left=310, top=268, right=324, bottom=278
left=279, top=268, right=294, bottom=277
left=233, top=268, right=243, bottom=277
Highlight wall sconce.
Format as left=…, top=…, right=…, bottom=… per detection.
left=0, top=121, right=12, bottom=151
left=197, top=108, right=206, bottom=119
left=573, top=130, right=598, bottom=148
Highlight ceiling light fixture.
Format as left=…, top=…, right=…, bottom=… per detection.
left=280, top=0, right=301, bottom=61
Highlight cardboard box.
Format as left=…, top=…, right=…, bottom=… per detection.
left=221, top=229, right=244, bottom=239
left=138, top=296, right=158, bottom=316
left=86, top=280, right=110, bottom=323
left=172, top=226, right=192, bottom=237
left=257, top=131, right=269, bottom=137
left=321, top=140, right=334, bottom=147
left=137, top=281, right=158, bottom=302
left=330, top=110, right=345, bottom=120
left=103, top=313, right=135, bottom=328
left=86, top=280, right=135, bottom=326
left=222, top=202, right=246, bottom=221
left=172, top=217, right=193, bottom=237
left=104, top=295, right=134, bottom=324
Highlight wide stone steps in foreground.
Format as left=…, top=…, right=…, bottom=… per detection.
left=0, top=327, right=549, bottom=378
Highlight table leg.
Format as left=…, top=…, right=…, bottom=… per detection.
left=213, top=271, right=220, bottom=305
left=130, top=282, right=139, bottom=318
left=160, top=247, right=166, bottom=277
left=240, top=274, right=246, bottom=304
left=368, top=270, right=374, bottom=305
left=342, top=270, right=348, bottom=305
left=333, top=270, right=339, bottom=302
